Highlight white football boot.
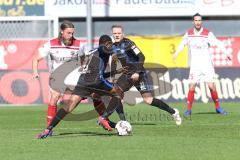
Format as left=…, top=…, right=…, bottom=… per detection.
left=172, top=108, right=182, bottom=126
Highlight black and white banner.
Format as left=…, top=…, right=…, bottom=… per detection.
left=124, top=68, right=240, bottom=104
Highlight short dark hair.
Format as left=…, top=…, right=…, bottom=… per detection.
left=192, top=13, right=202, bottom=20
left=111, top=24, right=124, bottom=31
left=99, top=35, right=112, bottom=45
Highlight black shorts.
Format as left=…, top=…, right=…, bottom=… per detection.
left=116, top=73, right=152, bottom=94
left=73, top=79, right=114, bottom=97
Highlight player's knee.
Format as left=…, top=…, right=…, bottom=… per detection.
left=208, top=84, right=216, bottom=91
left=62, top=106, right=71, bottom=113
left=189, top=85, right=195, bottom=91
left=49, top=98, right=60, bottom=106
left=50, top=94, right=61, bottom=105
left=112, top=86, right=124, bottom=99
left=143, top=97, right=153, bottom=104
left=92, top=93, right=101, bottom=99
left=63, top=101, right=78, bottom=113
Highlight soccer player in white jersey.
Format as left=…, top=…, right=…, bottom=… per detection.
left=173, top=13, right=230, bottom=116
left=32, top=21, right=83, bottom=126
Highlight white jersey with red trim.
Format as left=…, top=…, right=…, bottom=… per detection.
left=38, top=38, right=81, bottom=72
left=174, top=27, right=228, bottom=71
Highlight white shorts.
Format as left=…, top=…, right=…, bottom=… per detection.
left=188, top=67, right=215, bottom=83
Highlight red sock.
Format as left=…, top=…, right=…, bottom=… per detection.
left=187, top=90, right=195, bottom=110
left=47, top=105, right=57, bottom=126
left=210, top=90, right=220, bottom=109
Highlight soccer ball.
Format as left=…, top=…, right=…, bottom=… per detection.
left=115, top=120, right=132, bottom=136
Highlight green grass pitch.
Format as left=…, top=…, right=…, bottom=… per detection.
left=0, top=102, right=240, bottom=160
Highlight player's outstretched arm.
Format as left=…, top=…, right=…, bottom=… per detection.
left=32, top=41, right=51, bottom=79
left=32, top=54, right=43, bottom=79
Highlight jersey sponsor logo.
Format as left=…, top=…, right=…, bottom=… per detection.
left=139, top=81, right=147, bottom=90
left=133, top=47, right=140, bottom=55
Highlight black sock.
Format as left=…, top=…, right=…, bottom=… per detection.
left=150, top=98, right=175, bottom=114
left=116, top=103, right=126, bottom=120
left=47, top=108, right=68, bottom=130
left=108, top=121, right=117, bottom=128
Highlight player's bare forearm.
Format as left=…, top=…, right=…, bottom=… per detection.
left=32, top=55, right=42, bottom=79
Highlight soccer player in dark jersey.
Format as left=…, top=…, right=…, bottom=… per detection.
left=36, top=35, right=123, bottom=139
left=103, top=25, right=182, bottom=128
